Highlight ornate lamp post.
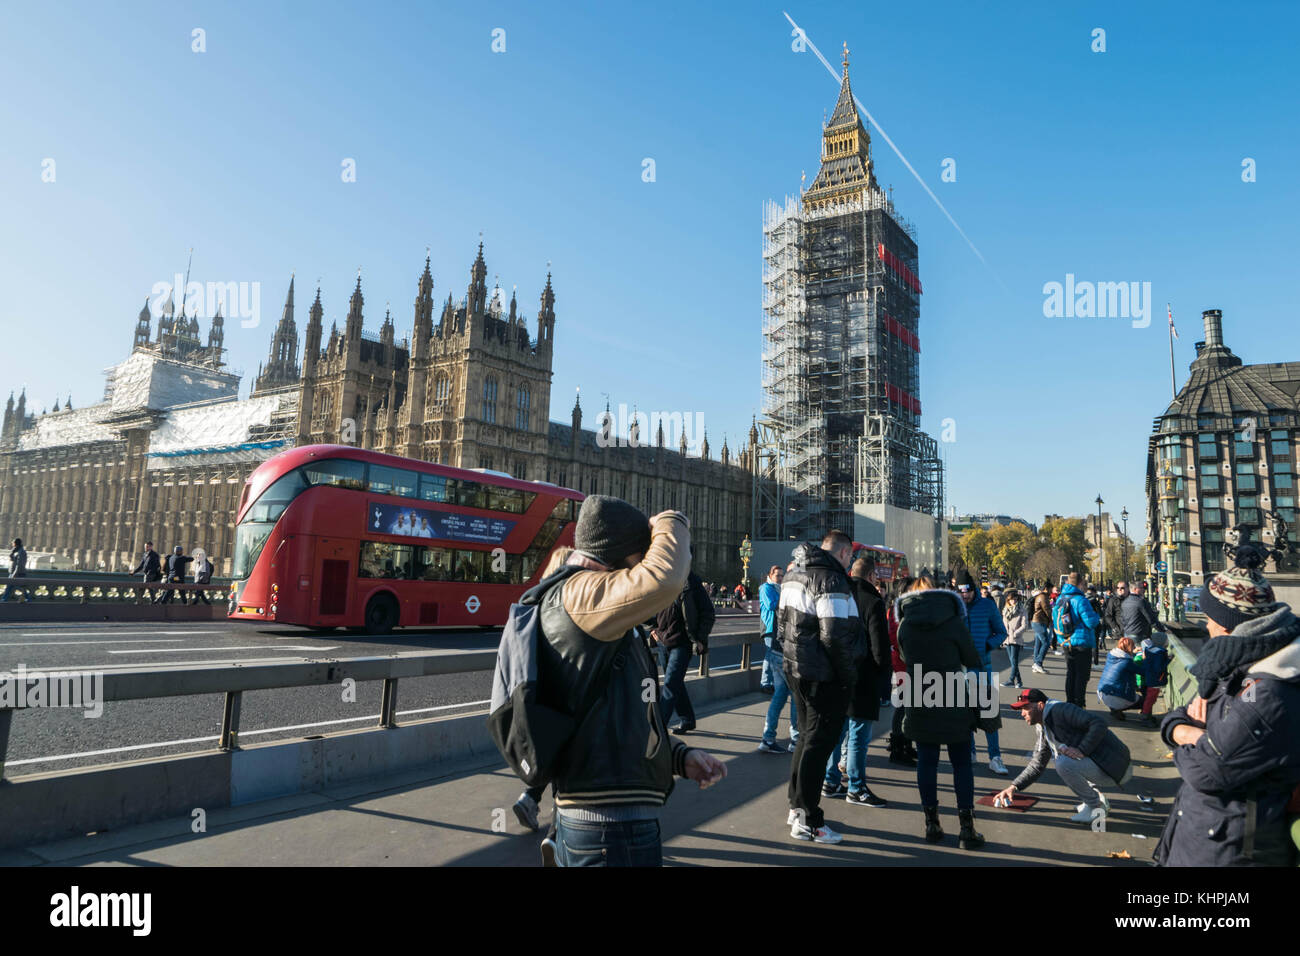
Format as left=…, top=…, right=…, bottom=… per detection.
left=1120, top=507, right=1130, bottom=583
left=738, top=534, right=753, bottom=590
left=1095, top=494, right=1105, bottom=586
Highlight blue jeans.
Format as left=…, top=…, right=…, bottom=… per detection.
left=1006, top=644, right=1023, bottom=686
left=1032, top=622, right=1051, bottom=666
left=555, top=816, right=662, bottom=867
left=762, top=650, right=798, bottom=745
left=916, top=738, right=975, bottom=810
left=760, top=635, right=774, bottom=688
left=824, top=717, right=874, bottom=793
left=659, top=645, right=695, bottom=727
left=970, top=666, right=1001, bottom=761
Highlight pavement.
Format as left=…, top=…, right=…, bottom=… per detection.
left=2, top=646, right=1181, bottom=866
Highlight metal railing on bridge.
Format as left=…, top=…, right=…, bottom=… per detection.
left=0, top=573, right=228, bottom=605
left=0, top=629, right=763, bottom=778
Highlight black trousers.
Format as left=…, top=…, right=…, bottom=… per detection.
left=788, top=677, right=850, bottom=829
left=1065, top=648, right=1093, bottom=708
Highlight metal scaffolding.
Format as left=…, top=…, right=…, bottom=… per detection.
left=762, top=190, right=939, bottom=542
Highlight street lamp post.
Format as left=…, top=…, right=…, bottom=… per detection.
left=1095, top=494, right=1105, bottom=587
left=1121, top=507, right=1130, bottom=584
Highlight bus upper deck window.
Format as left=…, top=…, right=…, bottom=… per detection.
left=247, top=469, right=307, bottom=522
left=304, top=458, right=366, bottom=490
left=370, top=465, right=419, bottom=498
left=420, top=474, right=452, bottom=503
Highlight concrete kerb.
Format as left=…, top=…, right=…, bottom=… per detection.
left=0, top=660, right=762, bottom=853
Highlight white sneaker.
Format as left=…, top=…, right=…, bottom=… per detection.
left=1031, top=664, right=1045, bottom=674
left=512, top=792, right=540, bottom=831
left=1053, top=649, right=1064, bottom=656
left=1071, top=805, right=1105, bottom=824
left=791, top=820, right=843, bottom=844
left=787, top=808, right=800, bottom=826
left=989, top=756, right=1009, bottom=776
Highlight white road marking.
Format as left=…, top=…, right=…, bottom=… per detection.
left=16, top=630, right=225, bottom=638
left=0, top=639, right=184, bottom=647
left=108, top=645, right=340, bottom=654
left=7, top=699, right=494, bottom=766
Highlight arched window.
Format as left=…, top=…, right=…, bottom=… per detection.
left=434, top=374, right=450, bottom=406
left=482, top=376, right=497, bottom=424
left=516, top=386, right=530, bottom=430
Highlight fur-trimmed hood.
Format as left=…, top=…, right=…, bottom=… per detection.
left=894, top=586, right=967, bottom=628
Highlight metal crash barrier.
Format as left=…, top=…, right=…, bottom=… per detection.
left=0, top=630, right=764, bottom=779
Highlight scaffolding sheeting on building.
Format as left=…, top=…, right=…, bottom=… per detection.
left=145, top=392, right=300, bottom=470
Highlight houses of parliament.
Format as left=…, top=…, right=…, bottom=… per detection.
left=0, top=245, right=756, bottom=581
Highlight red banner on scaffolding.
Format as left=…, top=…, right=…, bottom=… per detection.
left=882, top=311, right=920, bottom=352
left=884, top=382, right=922, bottom=415
left=876, top=242, right=923, bottom=294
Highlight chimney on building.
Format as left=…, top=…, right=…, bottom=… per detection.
left=1202, top=309, right=1224, bottom=348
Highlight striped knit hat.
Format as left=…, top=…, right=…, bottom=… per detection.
left=1201, top=544, right=1277, bottom=631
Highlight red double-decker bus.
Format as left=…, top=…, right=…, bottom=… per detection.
left=228, top=445, right=583, bottom=632
left=851, top=543, right=911, bottom=583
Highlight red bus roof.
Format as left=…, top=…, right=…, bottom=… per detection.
left=238, top=444, right=582, bottom=522
left=853, top=542, right=906, bottom=557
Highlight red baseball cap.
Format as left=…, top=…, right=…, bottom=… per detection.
left=1011, top=688, right=1048, bottom=709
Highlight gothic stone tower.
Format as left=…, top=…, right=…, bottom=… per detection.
left=400, top=243, right=555, bottom=478
left=294, top=244, right=555, bottom=477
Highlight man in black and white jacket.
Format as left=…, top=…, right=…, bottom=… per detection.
left=993, top=688, right=1133, bottom=826
left=779, top=529, right=863, bottom=845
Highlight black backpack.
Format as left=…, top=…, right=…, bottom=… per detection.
left=487, top=570, right=624, bottom=788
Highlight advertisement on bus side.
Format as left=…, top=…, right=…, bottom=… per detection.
left=368, top=501, right=517, bottom=545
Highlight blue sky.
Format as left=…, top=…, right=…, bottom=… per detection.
left=2, top=1, right=1297, bottom=536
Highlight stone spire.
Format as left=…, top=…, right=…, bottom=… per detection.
left=254, top=275, right=298, bottom=392
left=133, top=297, right=152, bottom=350
left=468, top=241, right=488, bottom=317
left=537, top=270, right=556, bottom=345
left=346, top=271, right=364, bottom=341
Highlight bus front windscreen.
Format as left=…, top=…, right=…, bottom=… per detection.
left=232, top=469, right=308, bottom=579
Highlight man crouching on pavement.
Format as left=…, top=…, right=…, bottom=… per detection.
left=535, top=495, right=726, bottom=866
left=993, top=688, right=1134, bottom=827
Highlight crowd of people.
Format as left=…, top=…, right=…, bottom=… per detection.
left=494, top=494, right=1300, bottom=867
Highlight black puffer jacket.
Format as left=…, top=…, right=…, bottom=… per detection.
left=848, top=573, right=890, bottom=720
left=897, top=587, right=982, bottom=745
left=1154, top=605, right=1300, bottom=867
left=779, top=543, right=861, bottom=686
left=656, top=572, right=716, bottom=652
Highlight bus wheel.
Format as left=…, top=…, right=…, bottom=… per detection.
left=364, top=594, right=400, bottom=635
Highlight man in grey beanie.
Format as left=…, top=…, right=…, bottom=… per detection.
left=525, top=495, right=726, bottom=866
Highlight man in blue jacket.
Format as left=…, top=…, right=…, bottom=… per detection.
left=759, top=565, right=782, bottom=693
left=957, top=571, right=1010, bottom=776
left=1056, top=572, right=1101, bottom=708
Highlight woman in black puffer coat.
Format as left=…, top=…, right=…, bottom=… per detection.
left=896, top=577, right=985, bottom=849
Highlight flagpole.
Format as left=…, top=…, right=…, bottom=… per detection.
left=1168, top=303, right=1177, bottom=399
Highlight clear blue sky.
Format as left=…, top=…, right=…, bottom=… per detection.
left=2, top=1, right=1297, bottom=536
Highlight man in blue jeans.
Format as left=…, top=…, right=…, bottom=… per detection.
left=759, top=563, right=798, bottom=753
left=1030, top=588, right=1053, bottom=673
left=759, top=565, right=783, bottom=692
left=655, top=563, right=715, bottom=734
left=957, top=571, right=1010, bottom=776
